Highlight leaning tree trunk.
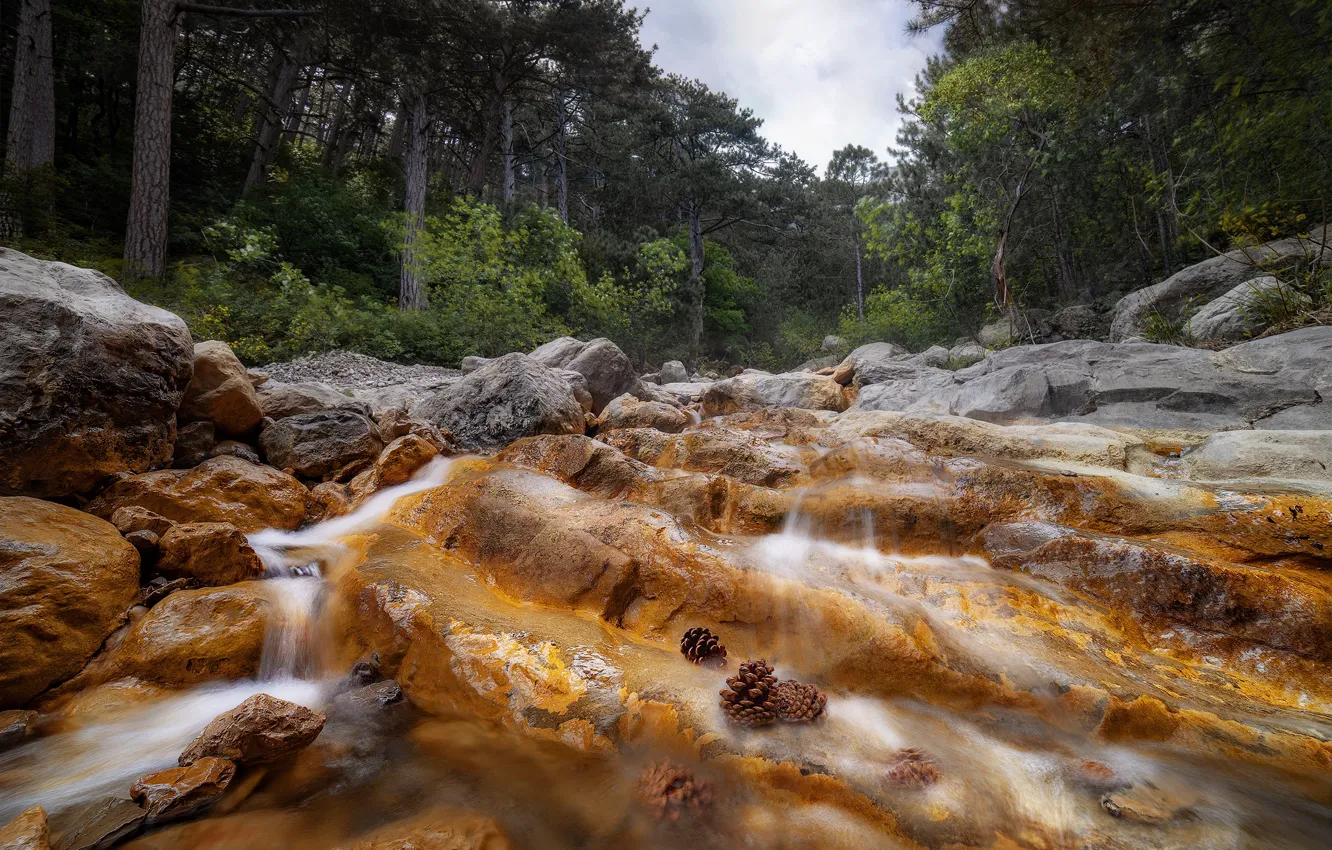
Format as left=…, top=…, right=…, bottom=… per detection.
left=123, top=0, right=178, bottom=280
left=501, top=98, right=515, bottom=204
left=6, top=0, right=56, bottom=173
left=686, top=199, right=706, bottom=368
left=398, top=97, right=430, bottom=312
left=553, top=91, right=569, bottom=222
left=242, top=32, right=308, bottom=198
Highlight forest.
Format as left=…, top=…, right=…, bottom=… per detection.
left=2, top=0, right=1329, bottom=370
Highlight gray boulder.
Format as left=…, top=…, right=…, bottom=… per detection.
left=820, top=335, right=846, bottom=352
left=0, top=248, right=194, bottom=497
left=948, top=341, right=987, bottom=366
left=702, top=371, right=850, bottom=416
left=1110, top=226, right=1330, bottom=341
left=659, top=360, right=689, bottom=384
left=529, top=337, right=638, bottom=414
left=413, top=353, right=586, bottom=452
left=833, top=342, right=911, bottom=386
left=460, top=355, right=491, bottom=374
left=1180, top=430, right=1332, bottom=482
left=952, top=366, right=1093, bottom=425
left=849, top=364, right=959, bottom=414
left=909, top=345, right=951, bottom=368
left=257, top=381, right=370, bottom=420
left=259, top=409, right=384, bottom=479
left=1184, top=276, right=1310, bottom=343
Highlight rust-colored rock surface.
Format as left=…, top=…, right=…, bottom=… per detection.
left=156, top=523, right=265, bottom=586
left=178, top=341, right=263, bottom=439
left=130, top=757, right=236, bottom=823
left=179, top=694, right=325, bottom=767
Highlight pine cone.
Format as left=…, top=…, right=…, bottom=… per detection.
left=771, top=680, right=827, bottom=722
left=887, top=748, right=940, bottom=789
left=680, top=627, right=727, bottom=666
left=719, top=659, right=777, bottom=727
left=633, top=760, right=716, bottom=821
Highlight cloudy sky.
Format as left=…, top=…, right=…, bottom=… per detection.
left=638, top=0, right=943, bottom=175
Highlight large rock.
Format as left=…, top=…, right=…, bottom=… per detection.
left=0, top=498, right=139, bottom=709
left=528, top=337, right=639, bottom=414
left=178, top=693, right=325, bottom=767
left=49, top=797, right=144, bottom=850
left=256, top=381, right=369, bottom=420
left=659, top=360, right=689, bottom=384
left=259, top=410, right=384, bottom=480
left=1184, top=276, right=1310, bottom=343
left=87, top=456, right=309, bottom=532
left=1110, top=226, right=1330, bottom=341
left=156, top=522, right=266, bottom=586
left=701, top=372, right=849, bottom=416
left=848, top=364, right=958, bottom=414
left=831, top=342, right=909, bottom=386
left=177, top=341, right=263, bottom=438
left=0, top=806, right=48, bottom=850
left=597, top=394, right=688, bottom=434
left=1179, top=431, right=1332, bottom=482
left=0, top=249, right=194, bottom=497
left=413, top=353, right=585, bottom=453
left=130, top=757, right=235, bottom=824
left=951, top=366, right=1093, bottom=425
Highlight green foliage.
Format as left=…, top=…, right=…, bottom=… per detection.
left=836, top=287, right=943, bottom=351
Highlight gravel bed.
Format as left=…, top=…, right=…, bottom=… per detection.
left=258, top=350, right=461, bottom=391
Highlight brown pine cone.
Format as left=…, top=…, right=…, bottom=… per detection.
left=680, top=627, right=727, bottom=666
left=633, top=760, right=716, bottom=821
left=771, top=680, right=827, bottom=722
left=719, top=659, right=778, bottom=727
left=887, top=748, right=940, bottom=789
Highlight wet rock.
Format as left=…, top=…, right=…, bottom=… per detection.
left=0, top=709, right=37, bottom=751
left=50, top=797, right=143, bottom=850
left=179, top=693, right=325, bottom=767
left=109, top=506, right=176, bottom=538
left=129, top=757, right=235, bottom=824
left=528, top=337, right=639, bottom=414
left=1180, top=430, right=1332, bottom=482
left=259, top=409, right=384, bottom=481
left=0, top=498, right=139, bottom=708
left=602, top=428, right=807, bottom=487
left=342, top=807, right=514, bottom=850
left=371, top=434, right=441, bottom=488
left=308, top=481, right=352, bottom=522
left=1101, top=779, right=1200, bottom=825
left=597, top=394, right=688, bottom=433
left=0, top=805, right=48, bottom=850
left=413, top=353, right=585, bottom=453
left=137, top=577, right=196, bottom=609
left=123, top=530, right=160, bottom=564
left=332, top=680, right=405, bottom=716
left=206, top=440, right=261, bottom=465
left=701, top=372, right=850, bottom=416
left=155, top=522, right=265, bottom=586
left=660, top=360, right=689, bottom=384
left=178, top=341, right=263, bottom=439
left=88, top=456, right=309, bottom=532
left=171, top=421, right=214, bottom=469
left=1111, top=226, right=1330, bottom=341
left=0, top=248, right=193, bottom=498
left=256, top=380, right=369, bottom=420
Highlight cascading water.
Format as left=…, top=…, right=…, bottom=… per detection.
left=0, top=457, right=457, bottom=823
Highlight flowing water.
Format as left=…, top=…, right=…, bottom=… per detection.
left=2, top=434, right=1330, bottom=849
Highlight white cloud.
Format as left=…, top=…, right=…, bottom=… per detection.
left=638, top=0, right=942, bottom=174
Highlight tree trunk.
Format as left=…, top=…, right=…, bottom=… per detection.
left=467, top=85, right=504, bottom=196
left=501, top=97, right=515, bottom=204
left=282, top=79, right=309, bottom=145
left=554, top=91, right=569, bottom=222
left=123, top=0, right=178, bottom=280
left=399, top=97, right=430, bottom=312
left=854, top=233, right=865, bottom=320
left=242, top=31, right=307, bottom=198
left=687, top=200, right=705, bottom=367
left=6, top=0, right=56, bottom=172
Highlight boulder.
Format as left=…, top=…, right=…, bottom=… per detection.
left=820, top=334, right=846, bottom=353
left=848, top=364, right=958, bottom=414
left=87, top=456, right=309, bottom=532
left=460, top=355, right=491, bottom=374
left=1110, top=226, right=1331, bottom=341
left=909, top=345, right=951, bottom=368
left=1050, top=304, right=1104, bottom=340
left=659, top=360, right=690, bottom=384
left=110, top=506, right=175, bottom=538
left=49, top=797, right=143, bottom=850
left=0, top=248, right=194, bottom=498
left=0, top=806, right=47, bottom=850
left=130, top=757, right=235, bottom=824
left=207, top=440, right=261, bottom=465
left=0, top=709, right=37, bottom=751
left=597, top=394, right=689, bottom=434
left=1184, top=275, right=1310, bottom=343
left=529, top=337, right=639, bottom=414
left=171, top=420, right=215, bottom=469
left=256, top=381, right=369, bottom=420
left=413, top=353, right=585, bottom=453
left=259, top=410, right=384, bottom=481
left=831, top=342, right=909, bottom=386
left=951, top=366, right=1094, bottom=425
left=0, top=498, right=139, bottom=709
left=701, top=372, right=849, bottom=416
left=156, top=523, right=266, bottom=586
left=178, top=341, right=263, bottom=438
left=369, top=434, right=441, bottom=489
left=178, top=693, right=325, bottom=767
left=655, top=382, right=709, bottom=406
left=948, top=341, right=987, bottom=366
left=1179, top=431, right=1332, bottom=482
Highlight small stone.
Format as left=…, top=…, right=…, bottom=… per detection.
left=110, top=506, right=175, bottom=538
left=130, top=756, right=235, bottom=824
left=207, top=440, right=261, bottom=465
left=0, top=709, right=38, bottom=752
left=138, top=576, right=197, bottom=609
left=333, top=681, right=405, bottom=716
left=123, top=530, right=160, bottom=563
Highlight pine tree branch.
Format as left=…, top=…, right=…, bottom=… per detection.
left=176, top=3, right=320, bottom=18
